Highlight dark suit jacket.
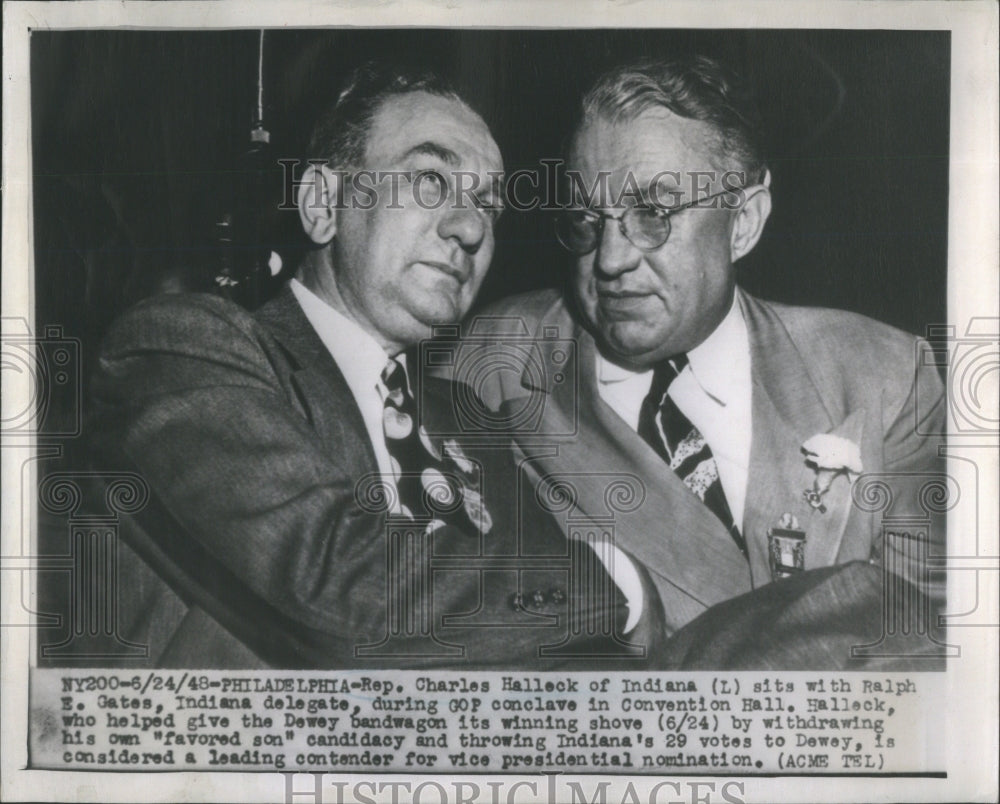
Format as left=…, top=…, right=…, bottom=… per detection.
left=88, top=286, right=666, bottom=669
left=460, top=288, right=947, bottom=667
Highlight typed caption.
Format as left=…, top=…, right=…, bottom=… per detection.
left=30, top=670, right=943, bottom=774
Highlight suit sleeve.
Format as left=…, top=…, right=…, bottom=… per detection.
left=90, top=295, right=655, bottom=669
left=878, top=335, right=948, bottom=602
left=883, top=335, right=946, bottom=467
left=90, top=295, right=396, bottom=662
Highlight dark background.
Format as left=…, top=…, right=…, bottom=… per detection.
left=31, top=28, right=950, bottom=440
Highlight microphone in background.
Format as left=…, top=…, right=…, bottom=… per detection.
left=213, top=30, right=286, bottom=310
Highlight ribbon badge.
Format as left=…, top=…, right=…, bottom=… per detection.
left=768, top=512, right=807, bottom=581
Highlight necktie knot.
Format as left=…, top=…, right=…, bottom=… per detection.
left=648, top=354, right=688, bottom=403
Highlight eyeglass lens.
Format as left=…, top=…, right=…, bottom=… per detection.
left=555, top=207, right=671, bottom=255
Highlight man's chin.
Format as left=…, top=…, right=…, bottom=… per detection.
left=410, top=277, right=473, bottom=320
left=599, top=325, right=670, bottom=368
left=406, top=295, right=467, bottom=330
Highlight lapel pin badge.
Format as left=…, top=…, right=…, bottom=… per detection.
left=768, top=512, right=806, bottom=581
left=801, top=433, right=864, bottom=514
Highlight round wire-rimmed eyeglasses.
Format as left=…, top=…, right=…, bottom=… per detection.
left=554, top=186, right=755, bottom=255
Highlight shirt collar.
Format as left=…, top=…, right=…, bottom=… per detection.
left=596, top=352, right=646, bottom=384
left=595, top=293, right=748, bottom=406
left=290, top=277, right=401, bottom=396
left=686, top=294, right=748, bottom=406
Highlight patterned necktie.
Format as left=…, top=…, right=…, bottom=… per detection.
left=380, top=358, right=492, bottom=534
left=636, top=355, right=747, bottom=556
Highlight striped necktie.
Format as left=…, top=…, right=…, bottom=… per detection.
left=636, top=355, right=747, bottom=556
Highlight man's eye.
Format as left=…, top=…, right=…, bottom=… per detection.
left=411, top=169, right=451, bottom=206
left=631, top=205, right=668, bottom=222
left=567, top=209, right=599, bottom=224
left=414, top=169, right=448, bottom=190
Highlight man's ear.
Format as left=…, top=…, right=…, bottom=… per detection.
left=730, top=183, right=772, bottom=263
left=297, top=163, right=341, bottom=245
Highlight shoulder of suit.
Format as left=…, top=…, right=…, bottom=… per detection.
left=468, top=288, right=570, bottom=337
left=751, top=294, right=920, bottom=350
left=100, top=292, right=273, bottom=367
left=744, top=292, right=928, bottom=390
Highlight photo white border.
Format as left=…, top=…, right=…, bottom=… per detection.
left=3, top=2, right=998, bottom=802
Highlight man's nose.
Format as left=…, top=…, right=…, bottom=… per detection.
left=437, top=206, right=487, bottom=253
left=593, top=218, right=641, bottom=278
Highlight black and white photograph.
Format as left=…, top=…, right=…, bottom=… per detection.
left=2, top=2, right=997, bottom=802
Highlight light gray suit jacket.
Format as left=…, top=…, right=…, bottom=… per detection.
left=459, top=288, right=946, bottom=641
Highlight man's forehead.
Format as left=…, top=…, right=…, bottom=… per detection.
left=365, top=90, right=502, bottom=171
left=569, top=108, right=725, bottom=182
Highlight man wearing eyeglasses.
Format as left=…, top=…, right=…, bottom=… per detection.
left=465, top=56, right=946, bottom=668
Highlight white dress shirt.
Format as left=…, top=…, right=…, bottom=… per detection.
left=594, top=295, right=754, bottom=628
left=290, top=278, right=403, bottom=511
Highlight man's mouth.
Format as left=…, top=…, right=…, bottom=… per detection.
left=597, top=288, right=653, bottom=299
left=594, top=287, right=658, bottom=317
left=417, top=260, right=470, bottom=284
left=597, top=288, right=656, bottom=304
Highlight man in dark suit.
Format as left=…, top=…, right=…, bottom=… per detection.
left=460, top=57, right=947, bottom=668
left=89, top=62, right=663, bottom=669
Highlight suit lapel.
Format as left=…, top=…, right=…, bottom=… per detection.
left=510, top=311, right=751, bottom=610
left=512, top=291, right=867, bottom=613
left=740, top=292, right=865, bottom=584
left=254, top=285, right=379, bottom=475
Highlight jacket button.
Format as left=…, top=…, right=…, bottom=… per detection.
left=529, top=589, right=547, bottom=609
left=548, top=588, right=566, bottom=604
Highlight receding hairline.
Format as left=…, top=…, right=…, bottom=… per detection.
left=568, top=107, right=737, bottom=175
left=360, top=90, right=500, bottom=168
